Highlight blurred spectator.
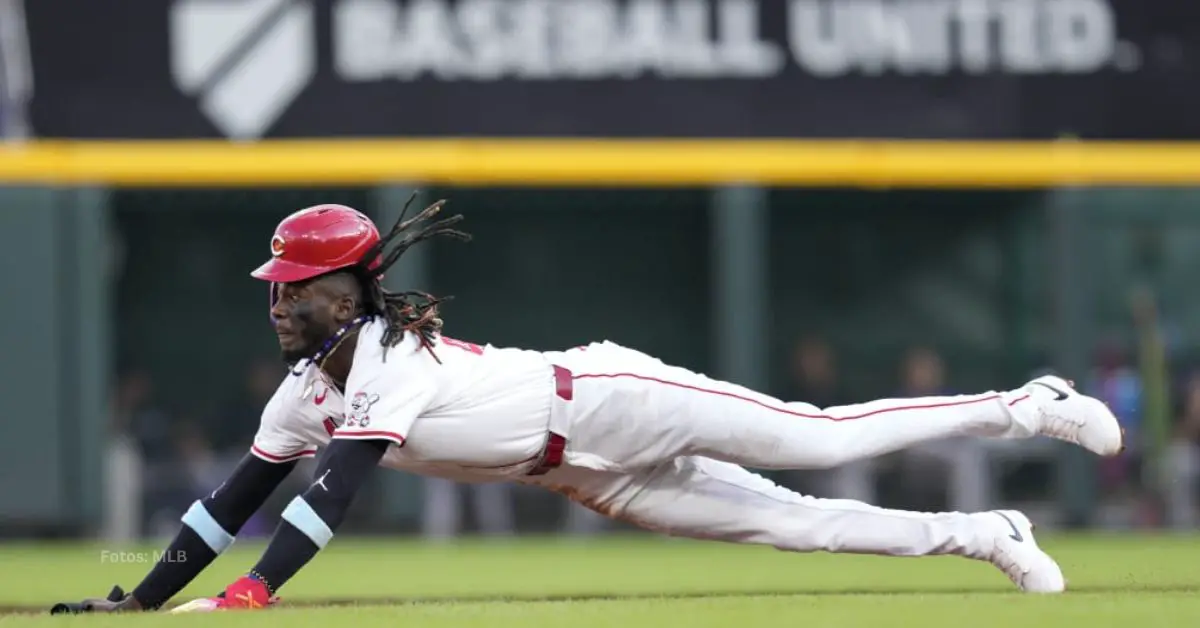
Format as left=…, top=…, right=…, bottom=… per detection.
left=110, top=367, right=191, bottom=538
left=107, top=360, right=290, bottom=540
left=780, top=336, right=871, bottom=500
left=827, top=346, right=994, bottom=512
left=1085, top=343, right=1144, bottom=495
left=171, top=417, right=276, bottom=538
left=1165, top=371, right=1200, bottom=528
left=205, top=358, right=296, bottom=536
left=211, top=358, right=282, bottom=452
left=901, top=347, right=947, bottom=397
left=786, top=336, right=846, bottom=409
left=111, top=368, right=171, bottom=465
left=421, top=479, right=517, bottom=540
left=175, top=419, right=227, bottom=498
left=896, top=346, right=993, bottom=513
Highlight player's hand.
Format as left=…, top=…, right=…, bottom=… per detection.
left=49, top=585, right=142, bottom=614
left=169, top=574, right=278, bottom=614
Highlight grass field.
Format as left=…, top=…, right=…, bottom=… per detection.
left=1, top=532, right=1198, bottom=627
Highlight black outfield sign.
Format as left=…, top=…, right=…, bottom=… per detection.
left=25, top=0, right=1200, bottom=140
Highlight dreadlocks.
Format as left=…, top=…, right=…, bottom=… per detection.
left=354, top=193, right=472, bottom=361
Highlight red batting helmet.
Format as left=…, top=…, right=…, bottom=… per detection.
left=251, top=204, right=383, bottom=283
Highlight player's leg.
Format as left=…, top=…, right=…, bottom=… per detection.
left=553, top=343, right=1121, bottom=474
left=524, top=458, right=1064, bottom=593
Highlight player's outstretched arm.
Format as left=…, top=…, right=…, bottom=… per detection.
left=171, top=438, right=389, bottom=612
left=49, top=452, right=299, bottom=614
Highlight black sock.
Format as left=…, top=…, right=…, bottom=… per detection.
left=246, top=521, right=320, bottom=595
left=130, top=527, right=218, bottom=610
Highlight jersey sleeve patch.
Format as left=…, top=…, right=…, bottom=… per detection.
left=332, top=381, right=434, bottom=447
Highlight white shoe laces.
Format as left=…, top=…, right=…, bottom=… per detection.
left=990, top=545, right=1031, bottom=588
left=1037, top=407, right=1085, bottom=445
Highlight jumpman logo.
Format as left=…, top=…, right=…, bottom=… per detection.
left=235, top=592, right=263, bottom=609
left=312, top=469, right=330, bottom=492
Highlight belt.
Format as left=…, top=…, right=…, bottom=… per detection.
left=526, top=365, right=573, bottom=476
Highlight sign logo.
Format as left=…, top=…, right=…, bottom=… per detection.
left=346, top=391, right=379, bottom=428
left=270, top=234, right=286, bottom=257
left=169, top=0, right=316, bottom=139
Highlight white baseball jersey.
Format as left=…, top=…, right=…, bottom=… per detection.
left=251, top=318, right=560, bottom=481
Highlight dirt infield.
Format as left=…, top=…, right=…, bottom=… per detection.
left=10, top=584, right=1200, bottom=616
left=2, top=590, right=798, bottom=616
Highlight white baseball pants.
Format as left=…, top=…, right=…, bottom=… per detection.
left=525, top=455, right=998, bottom=560
left=528, top=341, right=1044, bottom=559
left=544, top=341, right=1039, bottom=474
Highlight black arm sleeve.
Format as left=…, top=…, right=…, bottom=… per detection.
left=129, top=452, right=297, bottom=610
left=248, top=438, right=388, bottom=594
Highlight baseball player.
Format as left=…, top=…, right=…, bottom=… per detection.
left=52, top=198, right=1123, bottom=614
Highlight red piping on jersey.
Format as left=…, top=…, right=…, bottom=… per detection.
left=1006, top=393, right=1031, bottom=406
left=250, top=445, right=317, bottom=463
left=571, top=373, right=1029, bottom=421
left=332, top=429, right=406, bottom=446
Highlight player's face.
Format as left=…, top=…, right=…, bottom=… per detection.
left=270, top=281, right=343, bottom=363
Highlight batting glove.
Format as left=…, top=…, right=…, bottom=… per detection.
left=49, top=585, right=140, bottom=614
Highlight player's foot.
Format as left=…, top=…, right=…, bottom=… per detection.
left=976, top=510, right=1065, bottom=594
left=169, top=597, right=222, bottom=614
left=1017, top=375, right=1124, bottom=456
